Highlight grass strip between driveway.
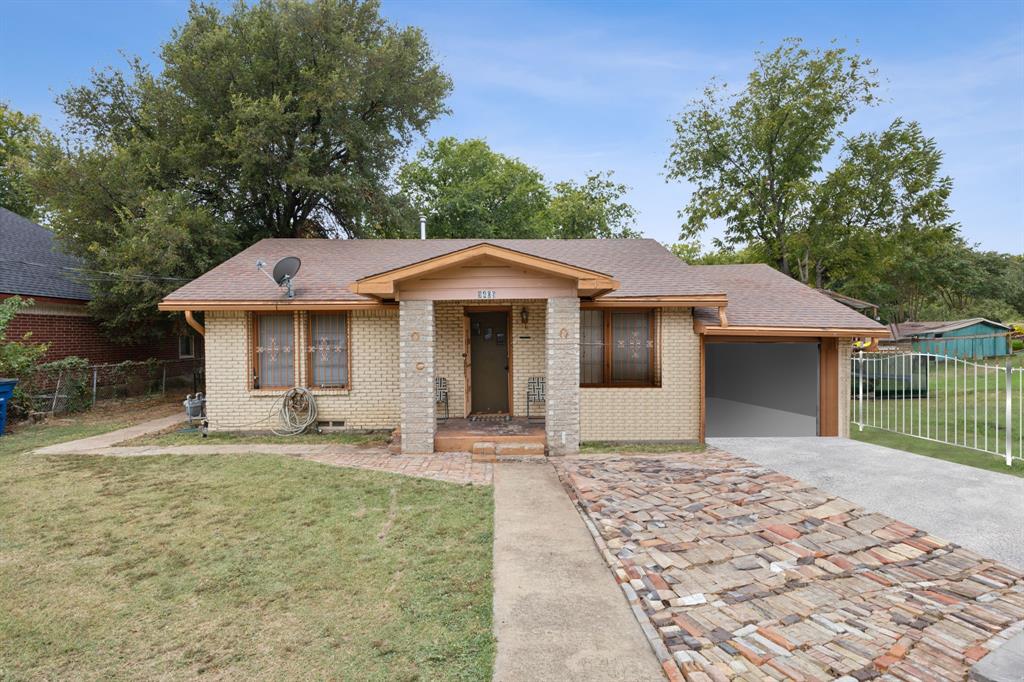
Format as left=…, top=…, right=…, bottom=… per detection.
left=0, top=452, right=495, bottom=680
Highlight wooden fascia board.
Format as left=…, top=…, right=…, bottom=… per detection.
left=697, top=324, right=891, bottom=338
left=158, top=300, right=393, bottom=312
left=350, top=243, right=620, bottom=295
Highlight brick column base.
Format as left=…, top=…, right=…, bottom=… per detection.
left=399, top=300, right=435, bottom=454
left=545, top=297, right=580, bottom=455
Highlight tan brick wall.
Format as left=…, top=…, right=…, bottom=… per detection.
left=580, top=308, right=701, bottom=442
left=838, top=338, right=852, bottom=438
left=204, top=309, right=399, bottom=432
left=434, top=300, right=546, bottom=417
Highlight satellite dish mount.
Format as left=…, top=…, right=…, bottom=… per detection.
left=256, top=256, right=302, bottom=299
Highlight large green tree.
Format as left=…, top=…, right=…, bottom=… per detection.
left=38, top=0, right=451, bottom=341
left=398, top=137, right=640, bottom=239
left=0, top=103, right=54, bottom=221
left=666, top=39, right=878, bottom=275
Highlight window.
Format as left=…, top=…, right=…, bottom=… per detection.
left=252, top=313, right=295, bottom=389
left=307, top=313, right=349, bottom=388
left=579, top=309, right=657, bottom=386
left=178, top=334, right=195, bottom=359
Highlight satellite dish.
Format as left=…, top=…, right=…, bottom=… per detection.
left=256, top=256, right=301, bottom=299
left=272, top=256, right=301, bottom=285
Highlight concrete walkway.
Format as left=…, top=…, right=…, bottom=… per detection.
left=709, top=436, right=1024, bottom=568
left=492, top=462, right=664, bottom=682
left=32, top=413, right=185, bottom=454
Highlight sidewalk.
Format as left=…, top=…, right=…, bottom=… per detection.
left=492, top=462, right=664, bottom=682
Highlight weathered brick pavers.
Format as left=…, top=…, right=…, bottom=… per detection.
left=554, top=450, right=1024, bottom=681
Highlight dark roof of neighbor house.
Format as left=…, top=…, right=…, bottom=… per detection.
left=164, top=238, right=884, bottom=331
left=889, top=318, right=1011, bottom=340
left=690, top=264, right=887, bottom=331
left=0, top=207, right=91, bottom=301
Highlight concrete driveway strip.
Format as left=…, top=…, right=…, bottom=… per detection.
left=709, top=436, right=1024, bottom=569
left=492, top=462, right=664, bottom=682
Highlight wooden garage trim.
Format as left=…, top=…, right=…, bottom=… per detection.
left=701, top=336, right=841, bottom=438
left=819, top=337, right=839, bottom=437
left=695, top=320, right=889, bottom=338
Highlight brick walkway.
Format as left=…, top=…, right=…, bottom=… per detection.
left=555, top=450, right=1024, bottom=682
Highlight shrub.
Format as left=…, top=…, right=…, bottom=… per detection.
left=0, top=297, right=49, bottom=417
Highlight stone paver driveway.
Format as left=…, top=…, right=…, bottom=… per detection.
left=556, top=450, right=1024, bottom=682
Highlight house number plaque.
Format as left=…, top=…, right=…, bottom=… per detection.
left=477, top=290, right=496, bottom=299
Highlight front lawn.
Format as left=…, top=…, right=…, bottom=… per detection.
left=850, top=425, right=1024, bottom=478
left=0, top=453, right=494, bottom=680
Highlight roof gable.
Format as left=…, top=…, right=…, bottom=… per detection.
left=350, top=242, right=619, bottom=298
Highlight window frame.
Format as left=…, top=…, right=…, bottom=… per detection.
left=178, top=334, right=195, bottom=359
left=306, top=312, right=351, bottom=390
left=580, top=308, right=658, bottom=388
left=251, top=312, right=297, bottom=390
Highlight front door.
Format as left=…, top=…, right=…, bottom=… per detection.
left=467, top=311, right=510, bottom=414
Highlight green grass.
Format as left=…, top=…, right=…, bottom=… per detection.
left=579, top=441, right=705, bottom=454
left=850, top=425, right=1024, bottom=478
left=0, top=396, right=180, bottom=456
left=853, top=353, right=1023, bottom=461
left=120, top=427, right=390, bottom=448
left=0, top=452, right=494, bottom=680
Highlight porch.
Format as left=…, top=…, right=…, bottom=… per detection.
left=434, top=418, right=547, bottom=457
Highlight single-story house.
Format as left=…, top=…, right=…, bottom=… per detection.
left=0, top=207, right=202, bottom=374
left=885, top=318, right=1011, bottom=359
left=159, top=239, right=887, bottom=454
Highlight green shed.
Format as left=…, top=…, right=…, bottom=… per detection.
left=890, top=318, right=1011, bottom=359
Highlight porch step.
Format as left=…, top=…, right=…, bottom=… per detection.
left=472, top=441, right=497, bottom=463
left=495, top=442, right=546, bottom=457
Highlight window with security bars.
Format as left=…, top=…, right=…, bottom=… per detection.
left=579, top=309, right=658, bottom=386
left=253, top=313, right=295, bottom=389
left=307, top=313, right=349, bottom=388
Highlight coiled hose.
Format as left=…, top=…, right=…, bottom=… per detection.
left=270, top=387, right=318, bottom=436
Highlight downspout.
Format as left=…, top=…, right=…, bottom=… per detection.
left=184, top=310, right=205, bottom=336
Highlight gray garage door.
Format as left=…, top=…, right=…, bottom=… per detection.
left=705, top=342, right=819, bottom=437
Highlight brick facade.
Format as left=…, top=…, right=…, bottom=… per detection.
left=399, top=300, right=435, bottom=454
left=6, top=298, right=200, bottom=377
left=580, top=307, right=701, bottom=442
left=545, top=297, right=581, bottom=455
left=204, top=309, right=399, bottom=432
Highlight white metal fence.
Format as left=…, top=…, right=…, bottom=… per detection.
left=852, top=352, right=1023, bottom=466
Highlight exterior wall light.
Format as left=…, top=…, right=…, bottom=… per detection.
left=520, top=307, right=529, bottom=326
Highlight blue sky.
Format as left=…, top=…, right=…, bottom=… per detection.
left=2, top=0, right=1022, bottom=253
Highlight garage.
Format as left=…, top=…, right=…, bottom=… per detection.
left=704, top=339, right=838, bottom=437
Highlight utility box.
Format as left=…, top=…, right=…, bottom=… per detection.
left=0, top=378, right=18, bottom=436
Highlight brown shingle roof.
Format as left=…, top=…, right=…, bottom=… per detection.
left=163, top=239, right=885, bottom=332
left=163, top=238, right=725, bottom=302
left=691, top=264, right=885, bottom=331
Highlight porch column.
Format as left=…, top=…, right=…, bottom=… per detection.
left=545, top=296, right=580, bottom=455
left=399, top=300, right=435, bottom=454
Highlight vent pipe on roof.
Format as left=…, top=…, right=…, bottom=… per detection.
left=419, top=214, right=426, bottom=240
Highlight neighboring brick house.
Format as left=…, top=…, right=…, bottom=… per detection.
left=160, top=239, right=887, bottom=454
left=0, top=207, right=201, bottom=377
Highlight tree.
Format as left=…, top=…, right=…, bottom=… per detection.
left=670, top=241, right=769, bottom=265
left=398, top=137, right=551, bottom=238
left=398, top=137, right=641, bottom=240
left=37, top=0, right=451, bottom=341
left=0, top=103, right=55, bottom=220
left=545, top=172, right=640, bottom=239
left=799, top=119, right=956, bottom=288
left=666, top=39, right=878, bottom=275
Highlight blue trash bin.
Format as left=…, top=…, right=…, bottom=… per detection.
left=0, top=378, right=18, bottom=436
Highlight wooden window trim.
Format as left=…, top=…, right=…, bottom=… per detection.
left=306, top=312, right=352, bottom=390
left=251, top=312, right=297, bottom=391
left=581, top=308, right=659, bottom=388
